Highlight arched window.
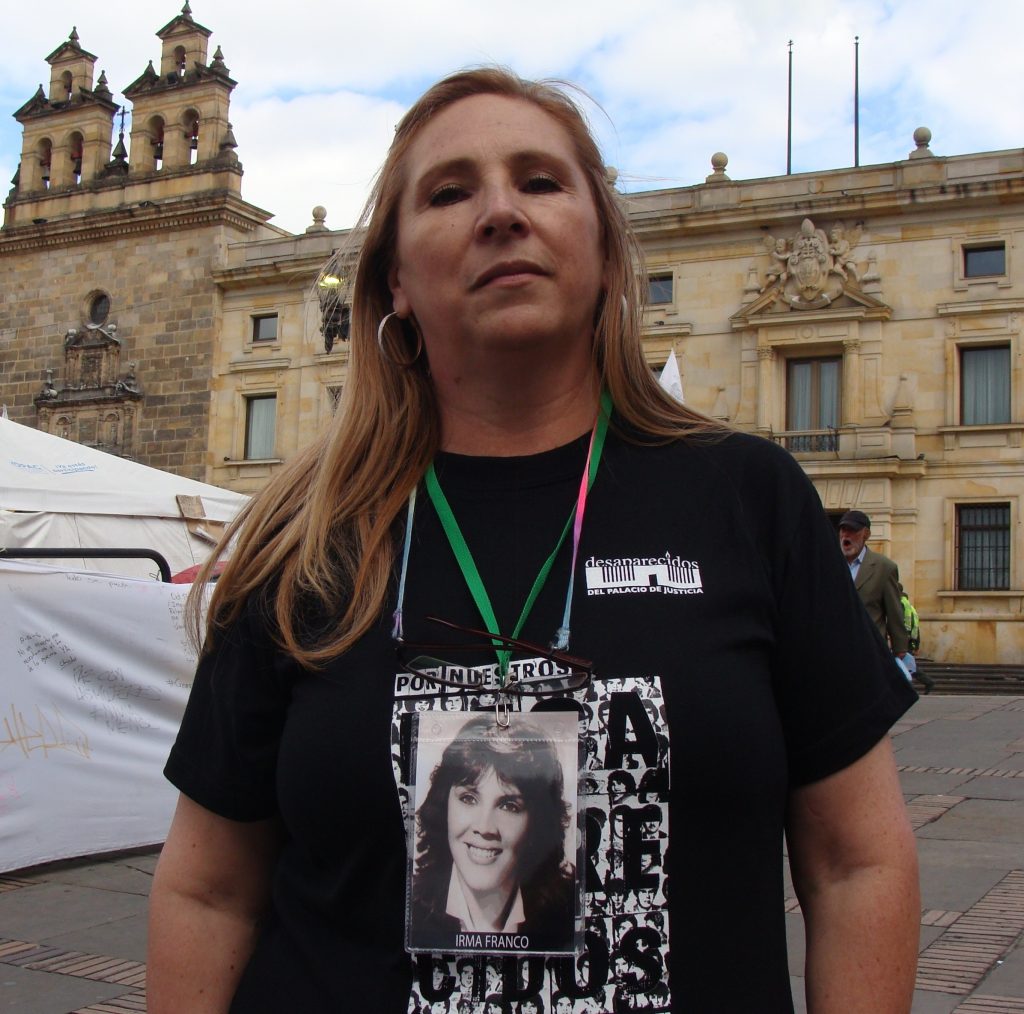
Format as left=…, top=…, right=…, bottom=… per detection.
left=38, top=138, right=52, bottom=189
left=61, top=70, right=73, bottom=100
left=174, top=46, right=187, bottom=77
left=147, top=116, right=165, bottom=171
left=68, top=131, right=84, bottom=184
left=183, top=109, right=200, bottom=166
left=88, top=291, right=111, bottom=325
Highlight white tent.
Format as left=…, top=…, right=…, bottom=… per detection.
left=0, top=417, right=249, bottom=580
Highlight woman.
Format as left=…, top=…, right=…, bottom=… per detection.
left=408, top=714, right=575, bottom=951
left=148, top=68, right=919, bottom=1012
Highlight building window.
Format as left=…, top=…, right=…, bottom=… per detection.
left=252, top=314, right=278, bottom=342
left=647, top=274, right=673, bottom=305
left=327, top=386, right=343, bottom=413
left=956, top=503, right=1010, bottom=590
left=961, top=345, right=1010, bottom=425
left=786, top=357, right=840, bottom=451
left=88, top=292, right=111, bottom=326
left=244, top=395, right=276, bottom=459
left=964, top=243, right=1006, bottom=278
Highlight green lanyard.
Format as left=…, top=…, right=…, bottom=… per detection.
left=423, top=391, right=611, bottom=684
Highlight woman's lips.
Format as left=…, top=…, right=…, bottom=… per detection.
left=465, top=843, right=502, bottom=864
left=473, top=260, right=545, bottom=288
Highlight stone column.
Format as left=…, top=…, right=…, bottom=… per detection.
left=756, top=344, right=775, bottom=432
left=842, top=337, right=861, bottom=426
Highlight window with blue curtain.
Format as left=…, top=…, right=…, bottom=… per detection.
left=956, top=503, right=1010, bottom=590
left=961, top=345, right=1010, bottom=425
left=245, top=395, right=276, bottom=459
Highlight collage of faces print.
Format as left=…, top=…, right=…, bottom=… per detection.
left=392, top=673, right=672, bottom=1013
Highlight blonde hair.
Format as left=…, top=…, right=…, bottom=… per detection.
left=190, top=67, right=723, bottom=666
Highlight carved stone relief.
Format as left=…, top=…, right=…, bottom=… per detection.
left=760, top=218, right=869, bottom=309
left=35, top=322, right=143, bottom=456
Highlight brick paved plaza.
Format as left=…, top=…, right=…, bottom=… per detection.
left=1, top=695, right=1022, bottom=1012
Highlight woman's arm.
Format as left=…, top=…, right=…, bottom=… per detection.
left=786, top=736, right=919, bottom=1014
left=147, top=793, right=283, bottom=1014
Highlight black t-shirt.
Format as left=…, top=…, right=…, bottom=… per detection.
left=166, top=426, right=916, bottom=1013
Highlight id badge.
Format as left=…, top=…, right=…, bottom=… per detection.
left=404, top=709, right=585, bottom=957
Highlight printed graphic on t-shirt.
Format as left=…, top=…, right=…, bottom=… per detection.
left=391, top=669, right=671, bottom=1013
left=584, top=552, right=702, bottom=597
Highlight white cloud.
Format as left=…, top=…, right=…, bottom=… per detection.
left=2, top=0, right=1022, bottom=234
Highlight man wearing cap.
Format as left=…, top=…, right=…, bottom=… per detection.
left=838, top=510, right=933, bottom=693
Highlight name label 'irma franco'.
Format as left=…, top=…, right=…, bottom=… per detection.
left=454, top=933, right=530, bottom=950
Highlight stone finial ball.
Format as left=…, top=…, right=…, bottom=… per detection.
left=312, top=206, right=327, bottom=224
left=604, top=165, right=619, bottom=186
left=711, top=152, right=729, bottom=171
left=913, top=127, right=932, bottom=146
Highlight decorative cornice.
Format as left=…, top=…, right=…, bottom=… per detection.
left=124, top=61, right=235, bottom=99
left=640, top=320, right=693, bottom=341
left=0, top=192, right=270, bottom=254
left=936, top=298, right=1024, bottom=316
left=798, top=456, right=928, bottom=480
left=628, top=158, right=1024, bottom=240
left=14, top=88, right=119, bottom=123
left=212, top=252, right=332, bottom=288
left=732, top=296, right=892, bottom=330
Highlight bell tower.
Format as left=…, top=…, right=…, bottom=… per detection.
left=9, top=27, right=119, bottom=205
left=0, top=6, right=275, bottom=480
left=122, top=2, right=240, bottom=182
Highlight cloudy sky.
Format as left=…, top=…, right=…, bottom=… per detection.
left=2, top=0, right=1021, bottom=236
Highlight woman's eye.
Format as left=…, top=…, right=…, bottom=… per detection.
left=500, top=798, right=524, bottom=814
left=523, top=174, right=561, bottom=194
left=429, top=183, right=467, bottom=207
left=457, top=791, right=477, bottom=806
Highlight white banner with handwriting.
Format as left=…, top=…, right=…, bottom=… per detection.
left=0, top=561, right=196, bottom=873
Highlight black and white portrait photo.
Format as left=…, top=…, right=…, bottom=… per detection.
left=406, top=712, right=580, bottom=956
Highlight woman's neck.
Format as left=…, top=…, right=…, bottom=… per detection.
left=433, top=363, right=601, bottom=456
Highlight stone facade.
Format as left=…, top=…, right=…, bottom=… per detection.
left=0, top=7, right=282, bottom=479
left=629, top=145, right=1023, bottom=665
left=2, top=15, right=1021, bottom=663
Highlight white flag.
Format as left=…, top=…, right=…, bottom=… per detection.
left=659, top=351, right=684, bottom=403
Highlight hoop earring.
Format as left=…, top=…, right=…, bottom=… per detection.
left=377, top=311, right=424, bottom=368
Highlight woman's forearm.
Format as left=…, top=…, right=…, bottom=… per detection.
left=800, top=859, right=919, bottom=1013
left=787, top=738, right=920, bottom=1014
left=147, top=882, right=263, bottom=1014
left=146, top=794, right=280, bottom=1014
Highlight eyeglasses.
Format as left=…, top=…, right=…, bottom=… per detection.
left=395, top=616, right=593, bottom=696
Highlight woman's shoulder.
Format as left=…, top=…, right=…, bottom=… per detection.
left=613, top=423, right=809, bottom=493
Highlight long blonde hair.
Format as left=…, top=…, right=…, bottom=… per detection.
left=190, top=67, right=723, bottom=666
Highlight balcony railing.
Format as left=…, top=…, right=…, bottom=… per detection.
left=771, top=429, right=839, bottom=453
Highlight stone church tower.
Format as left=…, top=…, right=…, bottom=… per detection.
left=1, top=4, right=280, bottom=477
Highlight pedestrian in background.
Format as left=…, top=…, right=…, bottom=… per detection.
left=839, top=510, right=933, bottom=692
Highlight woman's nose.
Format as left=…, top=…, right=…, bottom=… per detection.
left=476, top=185, right=528, bottom=240
left=472, top=807, right=500, bottom=838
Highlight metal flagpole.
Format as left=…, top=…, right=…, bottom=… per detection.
left=787, top=40, right=793, bottom=175
left=854, top=36, right=860, bottom=167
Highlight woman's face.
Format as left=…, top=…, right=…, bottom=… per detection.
left=389, top=94, right=606, bottom=378
left=447, top=766, right=529, bottom=896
